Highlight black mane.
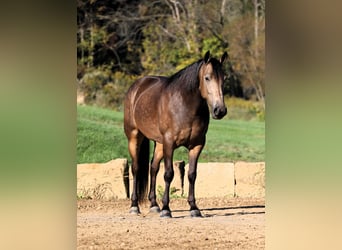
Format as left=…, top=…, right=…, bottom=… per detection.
left=166, top=57, right=223, bottom=92
left=166, top=59, right=204, bottom=91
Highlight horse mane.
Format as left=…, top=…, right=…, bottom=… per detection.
left=166, top=57, right=223, bottom=92
left=166, top=59, right=204, bottom=91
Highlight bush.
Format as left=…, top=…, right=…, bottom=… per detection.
left=79, top=67, right=136, bottom=110
left=103, top=72, right=136, bottom=111
left=78, top=66, right=265, bottom=120
left=225, top=97, right=265, bottom=121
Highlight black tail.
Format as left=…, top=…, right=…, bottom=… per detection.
left=137, top=137, right=150, bottom=203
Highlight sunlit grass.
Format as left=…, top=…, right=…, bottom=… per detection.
left=77, top=104, right=265, bottom=163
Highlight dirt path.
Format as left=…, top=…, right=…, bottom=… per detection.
left=77, top=197, right=265, bottom=249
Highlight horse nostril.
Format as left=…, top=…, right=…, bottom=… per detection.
left=213, top=105, right=227, bottom=119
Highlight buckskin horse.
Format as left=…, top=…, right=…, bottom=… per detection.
left=124, top=51, right=228, bottom=217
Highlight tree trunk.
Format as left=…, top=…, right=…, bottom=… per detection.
left=254, top=0, right=259, bottom=58
left=220, top=0, right=227, bottom=25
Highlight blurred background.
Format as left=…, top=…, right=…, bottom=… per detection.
left=1, top=0, right=342, bottom=249
left=76, top=0, right=266, bottom=166
left=77, top=0, right=265, bottom=113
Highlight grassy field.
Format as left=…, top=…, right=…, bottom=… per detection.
left=77, top=104, right=265, bottom=164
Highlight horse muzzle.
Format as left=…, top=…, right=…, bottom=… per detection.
left=212, top=105, right=227, bottom=119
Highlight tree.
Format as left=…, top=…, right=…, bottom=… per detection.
left=219, top=0, right=265, bottom=106
left=77, top=0, right=265, bottom=109
left=141, top=0, right=203, bottom=75
left=77, top=0, right=147, bottom=75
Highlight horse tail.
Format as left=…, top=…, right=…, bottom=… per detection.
left=137, top=137, right=150, bottom=203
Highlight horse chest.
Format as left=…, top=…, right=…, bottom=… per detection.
left=173, top=119, right=208, bottom=147
left=159, top=97, right=209, bottom=147
left=174, top=128, right=192, bottom=146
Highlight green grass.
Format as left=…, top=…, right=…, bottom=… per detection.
left=77, top=104, right=265, bottom=163
left=77, top=105, right=128, bottom=163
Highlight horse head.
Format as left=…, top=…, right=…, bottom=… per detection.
left=199, top=51, right=228, bottom=119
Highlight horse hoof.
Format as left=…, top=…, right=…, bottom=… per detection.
left=160, top=210, right=172, bottom=218
left=150, top=206, right=161, bottom=213
left=190, top=209, right=202, bottom=218
left=129, top=206, right=140, bottom=215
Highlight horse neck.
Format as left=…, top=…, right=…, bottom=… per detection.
left=168, top=61, right=202, bottom=90
left=174, top=84, right=207, bottom=114
left=165, top=60, right=208, bottom=108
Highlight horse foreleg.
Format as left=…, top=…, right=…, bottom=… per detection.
left=160, top=142, right=174, bottom=218
left=187, top=144, right=204, bottom=217
left=148, top=142, right=163, bottom=212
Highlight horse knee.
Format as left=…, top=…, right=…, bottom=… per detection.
left=188, top=171, right=197, bottom=183
left=164, top=169, right=174, bottom=183
left=150, top=164, right=159, bottom=176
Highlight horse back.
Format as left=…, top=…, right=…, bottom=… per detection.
left=124, top=76, right=167, bottom=142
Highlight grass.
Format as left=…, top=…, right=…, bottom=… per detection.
left=77, top=104, right=265, bottom=164
left=77, top=105, right=127, bottom=163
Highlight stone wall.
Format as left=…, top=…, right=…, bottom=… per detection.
left=77, top=159, right=129, bottom=200
left=77, top=159, right=265, bottom=200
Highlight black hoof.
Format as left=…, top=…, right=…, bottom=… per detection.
left=129, top=206, right=140, bottom=215
left=190, top=209, right=202, bottom=217
left=160, top=210, right=172, bottom=218
left=150, top=206, right=161, bottom=213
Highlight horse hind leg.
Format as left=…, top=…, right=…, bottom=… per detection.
left=128, top=132, right=140, bottom=214
left=127, top=130, right=148, bottom=214
left=148, top=142, right=163, bottom=213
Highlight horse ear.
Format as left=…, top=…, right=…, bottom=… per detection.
left=220, top=52, right=228, bottom=64
left=204, top=51, right=211, bottom=64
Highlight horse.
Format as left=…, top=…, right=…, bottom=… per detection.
left=124, top=51, right=228, bottom=218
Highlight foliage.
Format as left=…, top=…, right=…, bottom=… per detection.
left=226, top=97, right=265, bottom=121
left=202, top=36, right=226, bottom=57
left=77, top=104, right=265, bottom=164
left=157, top=185, right=184, bottom=199
left=79, top=66, right=135, bottom=110
left=77, top=0, right=144, bottom=73
left=140, top=1, right=201, bottom=75
left=77, top=0, right=265, bottom=110
left=223, top=9, right=265, bottom=105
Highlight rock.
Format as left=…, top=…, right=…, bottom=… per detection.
left=77, top=158, right=266, bottom=200
left=234, top=161, right=265, bottom=198
left=128, top=161, right=185, bottom=199
left=155, top=161, right=185, bottom=197
left=184, top=162, right=235, bottom=198
left=77, top=158, right=129, bottom=200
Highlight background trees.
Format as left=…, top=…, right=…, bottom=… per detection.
left=77, top=0, right=265, bottom=110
